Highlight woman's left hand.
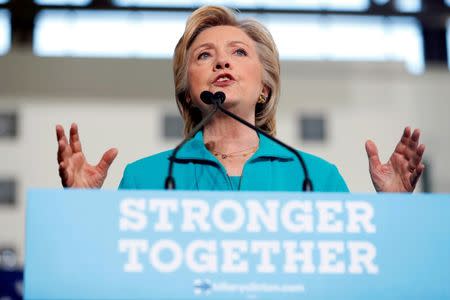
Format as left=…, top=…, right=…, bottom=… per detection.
left=365, top=127, right=425, bottom=192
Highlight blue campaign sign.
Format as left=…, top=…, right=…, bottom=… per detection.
left=25, top=190, right=450, bottom=300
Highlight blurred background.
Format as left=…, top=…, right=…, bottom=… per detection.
left=0, top=0, right=449, bottom=298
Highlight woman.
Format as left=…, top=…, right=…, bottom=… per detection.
left=55, top=6, right=425, bottom=192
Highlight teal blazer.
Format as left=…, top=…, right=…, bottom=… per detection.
left=119, top=131, right=349, bottom=192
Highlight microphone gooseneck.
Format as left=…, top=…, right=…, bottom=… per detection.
left=165, top=93, right=220, bottom=189
left=165, top=90, right=313, bottom=192
left=212, top=91, right=313, bottom=192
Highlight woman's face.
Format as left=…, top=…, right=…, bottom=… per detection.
left=187, top=25, right=267, bottom=115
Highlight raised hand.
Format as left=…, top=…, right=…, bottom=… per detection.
left=365, top=127, right=425, bottom=193
left=56, top=123, right=118, bottom=188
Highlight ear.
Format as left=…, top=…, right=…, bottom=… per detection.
left=185, top=92, right=191, bottom=105
left=262, top=85, right=270, bottom=99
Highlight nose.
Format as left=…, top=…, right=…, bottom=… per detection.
left=215, top=62, right=230, bottom=70
left=214, top=52, right=231, bottom=71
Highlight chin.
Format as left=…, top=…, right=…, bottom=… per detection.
left=222, top=96, right=238, bottom=105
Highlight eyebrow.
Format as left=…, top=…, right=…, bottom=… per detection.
left=192, top=41, right=250, bottom=52
left=229, top=41, right=249, bottom=47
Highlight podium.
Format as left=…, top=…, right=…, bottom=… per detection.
left=25, top=190, right=450, bottom=299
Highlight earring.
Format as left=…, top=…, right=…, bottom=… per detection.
left=258, top=94, right=267, bottom=104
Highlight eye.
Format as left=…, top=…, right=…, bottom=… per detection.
left=234, top=48, right=248, bottom=56
left=197, top=51, right=211, bottom=60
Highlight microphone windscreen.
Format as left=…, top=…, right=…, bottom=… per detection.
left=214, top=91, right=226, bottom=103
left=200, top=91, right=214, bottom=104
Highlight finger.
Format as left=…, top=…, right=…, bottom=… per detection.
left=410, top=163, right=425, bottom=188
left=58, top=162, right=65, bottom=180
left=408, top=144, right=425, bottom=171
left=417, top=143, right=425, bottom=157
left=394, top=126, right=411, bottom=155
left=96, top=148, right=118, bottom=173
left=405, top=128, right=420, bottom=159
left=410, top=128, right=420, bottom=143
left=365, top=140, right=382, bottom=170
left=59, top=162, right=71, bottom=187
left=57, top=139, right=72, bottom=164
left=56, top=124, right=69, bottom=144
left=69, top=123, right=83, bottom=153
left=56, top=125, right=70, bottom=163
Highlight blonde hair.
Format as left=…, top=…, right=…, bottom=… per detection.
left=173, top=6, right=280, bottom=137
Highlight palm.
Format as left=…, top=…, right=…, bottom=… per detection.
left=366, top=127, right=425, bottom=193
left=56, top=123, right=118, bottom=188
left=63, top=152, right=105, bottom=188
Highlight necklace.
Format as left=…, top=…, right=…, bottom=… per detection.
left=211, top=145, right=258, bottom=159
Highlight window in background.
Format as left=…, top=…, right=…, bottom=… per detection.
left=0, top=112, right=17, bottom=137
left=163, top=114, right=183, bottom=139
left=0, top=0, right=9, bottom=4
left=263, top=14, right=424, bottom=74
left=299, top=115, right=327, bottom=142
left=446, top=0, right=450, bottom=6
left=34, top=10, right=188, bottom=57
left=447, top=18, right=450, bottom=71
left=35, top=0, right=91, bottom=5
left=372, top=0, right=389, bottom=4
left=112, top=0, right=370, bottom=11
left=34, top=10, right=424, bottom=74
left=265, top=0, right=369, bottom=11
left=0, top=179, right=16, bottom=206
left=0, top=9, right=10, bottom=56
left=395, top=0, right=421, bottom=12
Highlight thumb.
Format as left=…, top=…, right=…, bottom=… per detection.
left=97, top=148, right=118, bottom=173
left=365, top=140, right=381, bottom=170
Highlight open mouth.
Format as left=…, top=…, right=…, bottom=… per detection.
left=213, top=73, right=235, bottom=85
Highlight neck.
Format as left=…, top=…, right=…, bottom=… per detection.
left=203, top=111, right=259, bottom=153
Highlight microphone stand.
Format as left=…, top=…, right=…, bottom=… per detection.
left=216, top=103, right=313, bottom=192
left=165, top=101, right=220, bottom=190
left=165, top=90, right=313, bottom=192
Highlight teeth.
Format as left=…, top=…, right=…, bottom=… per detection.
left=217, top=76, right=230, bottom=82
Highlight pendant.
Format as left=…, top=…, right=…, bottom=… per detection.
left=222, top=154, right=228, bottom=159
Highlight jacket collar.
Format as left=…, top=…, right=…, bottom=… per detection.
left=175, top=130, right=294, bottom=162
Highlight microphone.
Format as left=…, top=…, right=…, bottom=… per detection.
left=200, top=91, right=225, bottom=105
left=205, top=91, right=313, bottom=192
left=164, top=93, right=220, bottom=189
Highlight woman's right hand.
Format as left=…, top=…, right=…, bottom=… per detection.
left=56, top=123, right=118, bottom=188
